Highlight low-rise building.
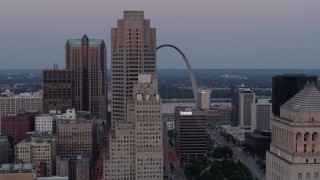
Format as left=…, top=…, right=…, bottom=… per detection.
left=35, top=114, right=56, bottom=135
left=0, top=90, right=42, bottom=118
left=15, top=135, right=56, bottom=176
left=245, top=130, right=271, bottom=157
left=0, top=163, right=37, bottom=180
left=56, top=156, right=90, bottom=180
left=1, top=111, right=36, bottom=143
left=56, top=117, right=96, bottom=159
left=207, top=104, right=231, bottom=124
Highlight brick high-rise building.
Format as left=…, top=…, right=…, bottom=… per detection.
left=1, top=112, right=35, bottom=143
left=111, top=11, right=156, bottom=127
left=66, top=35, right=107, bottom=119
left=43, top=65, right=73, bottom=114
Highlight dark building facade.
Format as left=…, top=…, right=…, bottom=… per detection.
left=175, top=106, right=207, bottom=163
left=1, top=112, right=35, bottom=143
left=65, top=35, right=107, bottom=119
left=245, top=130, right=271, bottom=158
left=272, top=74, right=317, bottom=116
left=43, top=66, right=73, bottom=113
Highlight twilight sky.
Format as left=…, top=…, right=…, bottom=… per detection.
left=0, top=0, right=319, bottom=69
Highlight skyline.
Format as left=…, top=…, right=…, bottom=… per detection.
left=1, top=0, right=320, bottom=69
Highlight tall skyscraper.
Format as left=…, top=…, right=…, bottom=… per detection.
left=266, top=82, right=320, bottom=180
left=105, top=74, right=163, bottom=179
left=111, top=11, right=156, bottom=127
left=105, top=11, right=162, bottom=180
left=66, top=35, right=107, bottom=119
left=175, top=106, right=207, bottom=163
left=238, top=87, right=255, bottom=128
left=272, top=74, right=317, bottom=116
left=231, top=85, right=250, bottom=126
left=43, top=65, right=73, bottom=114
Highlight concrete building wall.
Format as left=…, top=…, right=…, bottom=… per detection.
left=251, top=100, right=271, bottom=131
left=15, top=137, right=56, bottom=176
left=267, top=83, right=320, bottom=180
left=238, top=90, right=255, bottom=128
left=57, top=119, right=96, bottom=159
left=197, top=88, right=211, bottom=110
left=35, top=115, right=56, bottom=134
left=56, top=156, right=69, bottom=177
left=105, top=74, right=163, bottom=180
left=0, top=91, right=42, bottom=119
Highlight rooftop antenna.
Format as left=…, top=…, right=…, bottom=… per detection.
left=47, top=50, right=50, bottom=69
left=54, top=63, right=58, bottom=70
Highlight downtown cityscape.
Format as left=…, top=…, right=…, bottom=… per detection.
left=1, top=1, right=320, bottom=180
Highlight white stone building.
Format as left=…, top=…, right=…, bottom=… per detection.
left=197, top=88, right=211, bottom=110
left=105, top=74, right=163, bottom=180
left=266, top=82, right=320, bottom=180
left=35, top=108, right=76, bottom=134
left=35, top=114, right=56, bottom=134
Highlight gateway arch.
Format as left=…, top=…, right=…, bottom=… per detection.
left=156, top=44, right=198, bottom=105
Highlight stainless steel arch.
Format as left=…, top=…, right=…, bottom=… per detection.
left=156, top=44, right=198, bottom=105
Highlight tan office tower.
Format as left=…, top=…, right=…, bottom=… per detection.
left=105, top=74, right=163, bottom=180
left=111, top=11, right=156, bottom=127
left=266, top=82, right=320, bottom=180
left=66, top=35, right=107, bottom=119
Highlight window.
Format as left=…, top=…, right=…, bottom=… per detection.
left=298, top=173, right=302, bottom=180
left=315, top=173, right=319, bottom=179
left=307, top=172, right=311, bottom=179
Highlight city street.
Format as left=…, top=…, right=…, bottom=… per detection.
left=207, top=127, right=266, bottom=180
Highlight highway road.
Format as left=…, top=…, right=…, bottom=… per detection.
left=208, top=127, right=266, bottom=180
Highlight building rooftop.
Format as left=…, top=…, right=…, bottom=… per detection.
left=281, top=82, right=320, bottom=112
left=0, top=163, right=35, bottom=173
left=67, top=39, right=103, bottom=46
left=0, top=90, right=42, bottom=98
